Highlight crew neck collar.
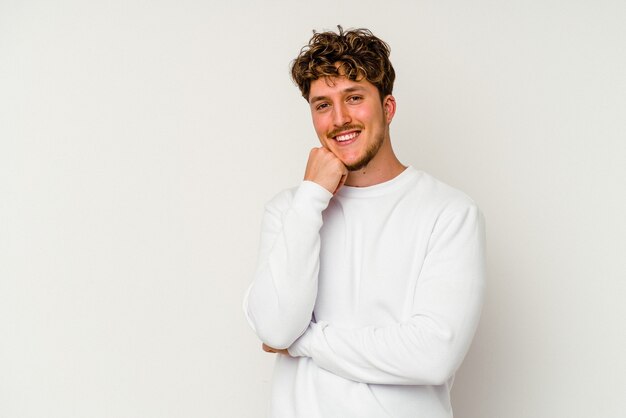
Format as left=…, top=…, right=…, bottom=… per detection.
left=336, top=166, right=419, bottom=198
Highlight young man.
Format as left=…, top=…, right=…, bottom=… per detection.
left=244, top=27, right=485, bottom=418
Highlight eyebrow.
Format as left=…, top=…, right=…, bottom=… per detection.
left=309, top=86, right=368, bottom=104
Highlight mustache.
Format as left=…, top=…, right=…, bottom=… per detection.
left=328, top=124, right=364, bottom=138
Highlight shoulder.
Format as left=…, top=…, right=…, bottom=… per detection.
left=410, top=172, right=485, bottom=252
left=411, top=170, right=480, bottom=217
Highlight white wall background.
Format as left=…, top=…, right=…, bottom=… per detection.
left=1, top=1, right=624, bottom=417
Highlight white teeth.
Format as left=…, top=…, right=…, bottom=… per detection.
left=335, top=132, right=358, bottom=142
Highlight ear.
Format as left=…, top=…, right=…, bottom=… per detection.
left=382, top=95, right=396, bottom=124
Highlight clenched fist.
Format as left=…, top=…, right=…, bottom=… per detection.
left=304, top=147, right=349, bottom=194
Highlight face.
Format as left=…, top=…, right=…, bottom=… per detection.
left=308, top=76, right=395, bottom=171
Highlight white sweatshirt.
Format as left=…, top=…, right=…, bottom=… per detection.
left=244, top=167, right=486, bottom=418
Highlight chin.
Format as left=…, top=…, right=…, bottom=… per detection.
left=344, top=146, right=381, bottom=171
left=344, top=156, right=373, bottom=171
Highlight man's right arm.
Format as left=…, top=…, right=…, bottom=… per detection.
left=243, top=180, right=332, bottom=349
left=243, top=148, right=346, bottom=349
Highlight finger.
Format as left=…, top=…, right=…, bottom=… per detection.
left=262, top=343, right=275, bottom=353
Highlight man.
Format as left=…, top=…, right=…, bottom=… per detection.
left=244, top=26, right=485, bottom=418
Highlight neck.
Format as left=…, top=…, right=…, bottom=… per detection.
left=344, top=140, right=406, bottom=187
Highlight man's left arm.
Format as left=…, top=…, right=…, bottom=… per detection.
left=283, top=203, right=486, bottom=386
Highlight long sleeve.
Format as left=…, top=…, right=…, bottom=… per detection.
left=243, top=181, right=333, bottom=349
left=288, top=203, right=486, bottom=385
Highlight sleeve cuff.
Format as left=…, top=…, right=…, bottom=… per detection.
left=288, top=321, right=327, bottom=358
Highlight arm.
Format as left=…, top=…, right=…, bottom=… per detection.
left=244, top=147, right=348, bottom=349
left=288, top=203, right=486, bottom=385
left=243, top=181, right=332, bottom=349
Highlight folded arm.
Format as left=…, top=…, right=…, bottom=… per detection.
left=288, top=203, right=486, bottom=385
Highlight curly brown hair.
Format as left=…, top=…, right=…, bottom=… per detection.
left=291, top=26, right=396, bottom=101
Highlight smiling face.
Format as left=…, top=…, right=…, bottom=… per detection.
left=309, top=75, right=396, bottom=171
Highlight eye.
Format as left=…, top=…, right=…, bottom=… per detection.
left=347, top=95, right=363, bottom=103
left=315, top=102, right=330, bottom=111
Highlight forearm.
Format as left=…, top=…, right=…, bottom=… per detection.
left=244, top=181, right=332, bottom=348
left=288, top=287, right=484, bottom=385
left=289, top=203, right=486, bottom=385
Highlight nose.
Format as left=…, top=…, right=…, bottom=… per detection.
left=332, top=102, right=351, bottom=127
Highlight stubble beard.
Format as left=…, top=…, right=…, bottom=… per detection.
left=344, top=131, right=385, bottom=172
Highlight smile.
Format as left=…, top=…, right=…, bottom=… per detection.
left=334, top=131, right=360, bottom=142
